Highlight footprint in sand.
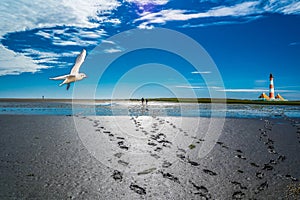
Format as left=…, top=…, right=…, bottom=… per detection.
left=232, top=191, right=245, bottom=199
left=150, top=153, right=160, bottom=159
left=254, top=181, right=268, bottom=194
left=117, top=141, right=129, bottom=150
left=112, top=170, right=123, bottom=182
left=187, top=158, right=200, bottom=166
left=285, top=174, right=298, bottom=182
left=189, top=180, right=211, bottom=199
left=250, top=162, right=260, bottom=168
left=216, top=141, right=229, bottom=149
left=118, top=160, right=129, bottom=166
left=235, top=154, right=246, bottom=160
left=103, top=130, right=111, bottom=134
left=230, top=181, right=247, bottom=190
left=160, top=171, right=180, bottom=183
left=147, top=141, right=157, bottom=146
left=262, top=163, right=273, bottom=171
left=129, top=184, right=146, bottom=195
left=114, top=152, right=123, bottom=158
left=203, top=169, right=217, bottom=176
left=255, top=171, right=264, bottom=179
left=236, top=149, right=243, bottom=154
left=154, top=147, right=162, bottom=152
left=277, top=154, right=286, bottom=162
left=162, top=160, right=172, bottom=168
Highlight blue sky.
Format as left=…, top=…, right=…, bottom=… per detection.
left=0, top=0, right=299, bottom=99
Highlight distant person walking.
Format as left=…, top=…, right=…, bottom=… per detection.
left=145, top=99, right=148, bottom=105
left=141, top=97, right=144, bottom=105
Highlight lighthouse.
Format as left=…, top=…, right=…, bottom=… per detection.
left=269, top=73, right=275, bottom=100
left=258, top=73, right=287, bottom=101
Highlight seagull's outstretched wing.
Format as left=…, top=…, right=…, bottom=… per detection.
left=49, top=74, right=69, bottom=80
left=70, top=49, right=86, bottom=75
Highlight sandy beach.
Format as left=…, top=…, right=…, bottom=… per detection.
left=1, top=112, right=300, bottom=199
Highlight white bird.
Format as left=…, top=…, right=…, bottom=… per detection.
left=50, top=49, right=87, bottom=90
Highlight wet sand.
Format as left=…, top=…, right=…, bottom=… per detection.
left=1, top=114, right=300, bottom=199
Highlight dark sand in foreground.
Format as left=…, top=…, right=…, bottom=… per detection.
left=1, top=115, right=300, bottom=199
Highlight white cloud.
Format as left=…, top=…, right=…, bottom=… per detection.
left=0, top=0, right=120, bottom=76
left=192, top=71, right=212, bottom=74
left=0, top=0, right=120, bottom=37
left=125, top=0, right=169, bottom=6
left=264, top=0, right=300, bottom=15
left=176, top=85, right=206, bottom=89
left=281, top=2, right=300, bottom=14
left=176, top=85, right=221, bottom=90
left=137, top=23, right=155, bottom=29
left=101, top=40, right=116, bottom=45
left=0, top=45, right=50, bottom=76
left=104, top=18, right=122, bottom=24
left=255, top=79, right=267, bottom=83
left=218, top=88, right=296, bottom=93
left=135, top=1, right=260, bottom=27
left=23, top=49, right=80, bottom=61
left=219, top=88, right=268, bottom=93
left=289, top=42, right=300, bottom=46
left=135, top=1, right=300, bottom=28
left=103, top=48, right=123, bottom=53
left=36, top=28, right=106, bottom=47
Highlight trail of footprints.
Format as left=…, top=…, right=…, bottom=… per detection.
left=79, top=112, right=299, bottom=198
left=79, top=108, right=218, bottom=198
left=214, top=119, right=299, bottom=198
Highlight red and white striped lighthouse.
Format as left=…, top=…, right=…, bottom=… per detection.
left=269, top=73, right=275, bottom=100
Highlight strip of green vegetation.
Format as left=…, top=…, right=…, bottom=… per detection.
left=147, top=98, right=300, bottom=106
left=1, top=98, right=300, bottom=106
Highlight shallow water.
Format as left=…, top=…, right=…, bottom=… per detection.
left=0, top=101, right=299, bottom=118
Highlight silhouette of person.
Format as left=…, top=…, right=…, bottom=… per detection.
left=141, top=97, right=144, bottom=105
left=145, top=99, right=148, bottom=105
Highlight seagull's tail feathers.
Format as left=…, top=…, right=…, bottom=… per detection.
left=50, top=74, right=69, bottom=80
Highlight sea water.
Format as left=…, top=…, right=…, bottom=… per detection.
left=0, top=101, right=299, bottom=118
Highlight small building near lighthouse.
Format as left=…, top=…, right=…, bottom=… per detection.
left=258, top=92, right=270, bottom=101
left=275, top=93, right=287, bottom=101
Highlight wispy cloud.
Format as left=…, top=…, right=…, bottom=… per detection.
left=37, top=28, right=106, bottom=47
left=22, top=49, right=80, bottom=67
left=125, top=0, right=169, bottom=6
left=280, top=2, right=300, bottom=14
left=264, top=1, right=300, bottom=15
left=135, top=2, right=260, bottom=28
left=255, top=79, right=267, bottom=83
left=176, top=85, right=206, bottom=89
left=289, top=42, right=300, bottom=46
left=192, top=71, right=212, bottom=74
left=219, top=89, right=268, bottom=93
left=176, top=85, right=221, bottom=90
left=276, top=85, right=300, bottom=89
left=104, top=48, right=123, bottom=53
left=218, top=88, right=297, bottom=93
left=102, top=40, right=116, bottom=45
left=135, top=1, right=300, bottom=29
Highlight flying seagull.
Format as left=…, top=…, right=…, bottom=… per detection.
left=50, top=49, right=87, bottom=90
